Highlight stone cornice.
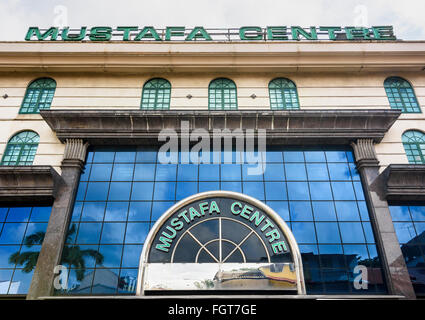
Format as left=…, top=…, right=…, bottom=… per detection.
left=1, top=41, right=425, bottom=73
left=0, top=166, right=62, bottom=203
left=40, top=109, right=400, bottom=145
left=382, top=164, right=425, bottom=201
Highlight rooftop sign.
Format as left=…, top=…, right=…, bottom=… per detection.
left=25, top=26, right=397, bottom=42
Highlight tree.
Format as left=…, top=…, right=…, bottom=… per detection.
left=9, top=223, right=104, bottom=282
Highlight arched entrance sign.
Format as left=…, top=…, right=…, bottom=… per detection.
left=137, top=191, right=305, bottom=295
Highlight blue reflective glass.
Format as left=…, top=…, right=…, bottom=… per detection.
left=393, top=222, right=416, bottom=243
left=199, top=181, right=219, bottom=193
left=125, top=222, right=150, bottom=243
left=264, top=182, right=287, bottom=200
left=122, top=245, right=143, bottom=268
left=390, top=206, right=413, bottom=221
left=100, top=223, right=126, bottom=244
left=265, top=150, right=283, bottom=163
left=309, top=182, right=333, bottom=200
left=220, top=181, right=242, bottom=193
left=153, top=182, right=176, bottom=200
left=339, top=222, right=366, bottom=243
left=221, top=164, right=241, bottom=181
left=176, top=182, right=197, bottom=200
left=85, top=182, right=109, bottom=201
left=76, top=182, right=87, bottom=201
left=328, top=163, right=351, bottom=180
left=128, top=202, right=152, bottom=221
left=131, top=182, right=154, bottom=201
left=0, top=223, right=27, bottom=244
left=335, top=201, right=361, bottom=221
left=284, top=151, right=304, bottom=162
left=133, top=164, right=155, bottom=181
left=346, top=151, right=355, bottom=163
left=358, top=201, right=369, bottom=221
left=155, top=164, right=177, bottom=181
left=287, top=182, right=310, bottom=200
left=331, top=182, right=356, bottom=200
left=413, top=222, right=425, bottom=239
left=290, top=201, right=313, bottom=221
left=316, top=223, right=341, bottom=244
left=199, top=164, right=220, bottom=181
left=72, top=245, right=101, bottom=268
left=10, top=270, right=33, bottom=294
left=93, top=151, right=115, bottom=163
left=6, top=207, right=32, bottom=222
left=343, top=244, right=369, bottom=270
left=118, top=269, right=138, bottom=293
left=108, top=182, right=132, bottom=201
left=285, top=163, right=307, bottom=181
left=90, top=164, right=112, bottom=181
left=136, top=148, right=157, bottom=163
left=29, top=207, right=51, bottom=222
left=86, top=151, right=94, bottom=163
left=81, top=202, right=106, bottom=222
left=104, top=202, right=128, bottom=221
left=410, top=206, right=425, bottom=221
left=266, top=201, right=289, bottom=221
left=362, top=223, right=375, bottom=243
left=97, top=245, right=123, bottom=268
left=306, top=163, right=329, bottom=181
left=353, top=182, right=365, bottom=201
left=318, top=245, right=344, bottom=268
left=242, top=164, right=263, bottom=181
left=291, top=222, right=316, bottom=243
left=348, top=163, right=360, bottom=180
left=76, top=223, right=102, bottom=244
left=312, top=201, right=337, bottom=221
left=263, top=163, right=285, bottom=181
left=24, top=223, right=48, bottom=238
left=0, top=245, right=21, bottom=267
left=243, top=182, right=265, bottom=200
left=111, top=163, right=134, bottom=181
left=151, top=202, right=174, bottom=221
left=325, top=151, right=347, bottom=162
left=0, top=208, right=8, bottom=222
left=114, top=151, right=136, bottom=163
left=177, top=164, right=198, bottom=181
left=304, top=151, right=326, bottom=162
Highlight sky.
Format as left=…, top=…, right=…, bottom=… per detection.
left=1, top=0, right=425, bottom=40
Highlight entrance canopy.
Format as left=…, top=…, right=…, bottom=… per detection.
left=137, top=191, right=305, bottom=295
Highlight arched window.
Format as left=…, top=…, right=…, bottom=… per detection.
left=268, top=78, right=300, bottom=110
left=20, top=78, right=56, bottom=114
left=1, top=131, right=40, bottom=166
left=208, top=78, right=237, bottom=110
left=402, top=130, right=425, bottom=164
left=141, top=78, right=171, bottom=110
left=384, top=77, right=421, bottom=113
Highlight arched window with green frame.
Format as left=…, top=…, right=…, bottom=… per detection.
left=140, top=78, right=171, bottom=110
left=208, top=78, right=237, bottom=110
left=19, top=78, right=56, bottom=114
left=384, top=77, right=421, bottom=113
left=268, top=78, right=300, bottom=110
left=1, top=131, right=40, bottom=166
left=402, top=130, right=425, bottom=164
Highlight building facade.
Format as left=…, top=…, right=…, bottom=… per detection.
left=0, top=38, right=424, bottom=299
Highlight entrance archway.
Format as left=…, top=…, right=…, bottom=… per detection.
left=136, top=191, right=305, bottom=295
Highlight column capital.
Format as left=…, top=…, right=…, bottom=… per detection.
left=61, top=139, right=89, bottom=169
left=350, top=138, right=379, bottom=169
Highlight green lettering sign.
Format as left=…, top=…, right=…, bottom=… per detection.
left=165, top=26, right=185, bottom=41
left=239, top=26, right=263, bottom=40
left=25, top=27, right=59, bottom=41
left=89, top=26, right=112, bottom=41
left=186, top=26, right=212, bottom=41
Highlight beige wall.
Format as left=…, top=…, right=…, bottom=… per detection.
left=0, top=70, right=424, bottom=172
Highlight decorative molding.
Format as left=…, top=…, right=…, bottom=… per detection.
left=381, top=164, right=425, bottom=201
left=40, top=109, right=401, bottom=145
left=61, top=138, right=89, bottom=168
left=350, top=138, right=380, bottom=168
left=0, top=166, right=62, bottom=202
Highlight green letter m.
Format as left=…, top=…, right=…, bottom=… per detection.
left=155, top=236, right=173, bottom=252
left=25, top=27, right=59, bottom=41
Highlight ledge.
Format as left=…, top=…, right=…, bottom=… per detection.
left=382, top=164, right=425, bottom=201
left=40, top=109, right=400, bottom=145
left=0, top=166, right=62, bottom=203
